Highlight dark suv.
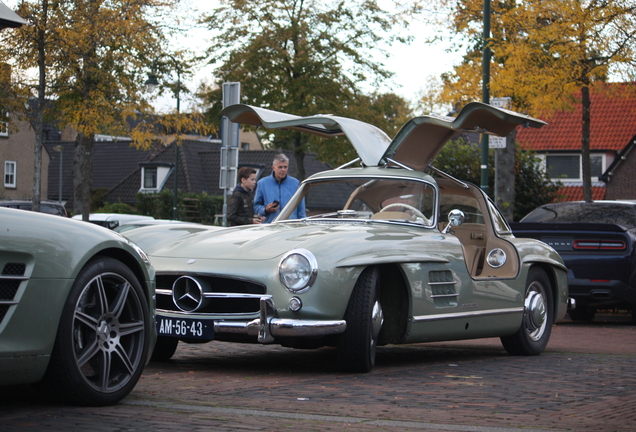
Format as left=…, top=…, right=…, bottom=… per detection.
left=0, top=200, right=68, bottom=217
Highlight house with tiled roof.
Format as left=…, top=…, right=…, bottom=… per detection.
left=103, top=141, right=332, bottom=207
left=516, top=83, right=636, bottom=201
left=43, top=126, right=264, bottom=209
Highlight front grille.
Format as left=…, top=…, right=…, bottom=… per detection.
left=156, top=274, right=266, bottom=315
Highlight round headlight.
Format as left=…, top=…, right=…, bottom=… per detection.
left=487, top=248, right=507, bottom=268
left=279, top=249, right=318, bottom=293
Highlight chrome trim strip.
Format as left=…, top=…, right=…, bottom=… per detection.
left=156, top=289, right=265, bottom=300
left=412, top=307, right=524, bottom=323
left=429, top=293, right=459, bottom=298
left=336, top=157, right=361, bottom=170
left=203, top=293, right=265, bottom=299
left=0, top=275, right=28, bottom=281
left=426, top=165, right=470, bottom=189
left=427, top=281, right=456, bottom=286
left=385, top=157, right=414, bottom=171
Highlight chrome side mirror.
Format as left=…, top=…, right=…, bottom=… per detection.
left=442, top=209, right=465, bottom=234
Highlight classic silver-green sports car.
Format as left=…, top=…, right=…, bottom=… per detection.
left=0, top=208, right=156, bottom=405
left=124, top=102, right=569, bottom=372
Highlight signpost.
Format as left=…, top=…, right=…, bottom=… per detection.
left=220, top=82, right=240, bottom=226
left=489, top=97, right=511, bottom=149
left=490, top=97, right=511, bottom=206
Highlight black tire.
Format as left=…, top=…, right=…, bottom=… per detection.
left=337, top=267, right=384, bottom=372
left=39, top=257, right=150, bottom=406
left=150, top=336, right=179, bottom=362
left=501, top=267, right=553, bottom=356
left=568, top=304, right=596, bottom=322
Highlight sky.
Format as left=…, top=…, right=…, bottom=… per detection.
left=4, top=0, right=463, bottom=113
left=156, top=1, right=462, bottom=113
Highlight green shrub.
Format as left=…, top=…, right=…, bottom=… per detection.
left=135, top=191, right=223, bottom=224
left=95, top=201, right=136, bottom=214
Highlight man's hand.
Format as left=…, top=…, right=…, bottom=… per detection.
left=265, top=202, right=279, bottom=213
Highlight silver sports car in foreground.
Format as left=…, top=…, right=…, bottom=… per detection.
left=0, top=208, right=156, bottom=405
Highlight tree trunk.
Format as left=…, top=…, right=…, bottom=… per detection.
left=31, top=0, right=49, bottom=212
left=581, top=85, right=592, bottom=202
left=73, top=132, right=93, bottom=220
left=497, top=128, right=516, bottom=222
left=291, top=133, right=306, bottom=180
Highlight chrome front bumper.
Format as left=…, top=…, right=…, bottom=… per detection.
left=213, top=296, right=346, bottom=343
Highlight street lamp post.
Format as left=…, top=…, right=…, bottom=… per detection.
left=52, top=145, right=63, bottom=203
left=145, top=54, right=181, bottom=220
left=481, top=0, right=492, bottom=193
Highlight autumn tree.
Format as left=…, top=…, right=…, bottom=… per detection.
left=0, top=0, right=61, bottom=212
left=2, top=0, right=187, bottom=219
left=200, top=0, right=419, bottom=178
left=437, top=0, right=636, bottom=203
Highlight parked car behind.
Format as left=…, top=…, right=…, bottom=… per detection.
left=0, top=207, right=156, bottom=405
left=0, top=199, right=68, bottom=217
left=510, top=201, right=636, bottom=322
left=123, top=102, right=569, bottom=372
left=72, top=213, right=155, bottom=230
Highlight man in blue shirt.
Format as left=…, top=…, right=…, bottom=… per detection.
left=254, top=154, right=306, bottom=223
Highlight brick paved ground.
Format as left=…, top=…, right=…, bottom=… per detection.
left=1, top=313, right=634, bottom=432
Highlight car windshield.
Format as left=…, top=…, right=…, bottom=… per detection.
left=281, top=177, right=436, bottom=227
left=521, top=203, right=636, bottom=229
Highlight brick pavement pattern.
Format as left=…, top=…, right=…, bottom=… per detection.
left=1, top=316, right=634, bottom=432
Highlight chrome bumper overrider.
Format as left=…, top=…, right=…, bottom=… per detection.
left=213, top=296, right=346, bottom=343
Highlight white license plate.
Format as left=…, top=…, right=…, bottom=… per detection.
left=156, top=317, right=214, bottom=339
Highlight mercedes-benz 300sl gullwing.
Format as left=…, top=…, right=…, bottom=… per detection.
left=123, top=102, right=569, bottom=372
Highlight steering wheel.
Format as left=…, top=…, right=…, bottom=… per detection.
left=378, top=203, right=428, bottom=222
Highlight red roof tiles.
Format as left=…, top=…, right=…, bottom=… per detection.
left=516, top=83, right=636, bottom=152
left=556, top=185, right=606, bottom=202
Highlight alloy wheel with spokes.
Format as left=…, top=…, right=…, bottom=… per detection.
left=41, top=257, right=150, bottom=406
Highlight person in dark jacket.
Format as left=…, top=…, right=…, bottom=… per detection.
left=227, top=167, right=263, bottom=226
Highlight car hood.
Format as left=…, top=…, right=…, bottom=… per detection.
left=130, top=222, right=443, bottom=264
left=221, top=103, right=546, bottom=171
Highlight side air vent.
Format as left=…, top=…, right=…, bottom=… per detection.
left=1, top=262, right=27, bottom=324
left=428, top=270, right=458, bottom=308
left=2, top=263, right=26, bottom=276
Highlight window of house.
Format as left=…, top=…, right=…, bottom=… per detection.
left=241, top=142, right=250, bottom=150
left=143, top=167, right=157, bottom=189
left=544, top=154, right=604, bottom=182
left=4, top=161, right=16, bottom=188
left=0, top=113, right=8, bottom=137
left=139, top=164, right=172, bottom=192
